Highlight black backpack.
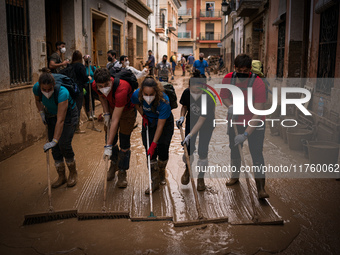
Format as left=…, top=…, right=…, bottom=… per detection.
left=38, top=73, right=79, bottom=105
left=111, top=69, right=139, bottom=95
left=160, top=82, right=178, bottom=109
left=231, top=71, right=269, bottom=99
left=59, top=64, right=79, bottom=86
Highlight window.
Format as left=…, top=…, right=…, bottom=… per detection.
left=316, top=5, right=339, bottom=94
left=6, top=0, right=32, bottom=85
left=276, top=20, right=286, bottom=78
left=137, top=26, right=143, bottom=57
left=205, top=23, right=214, bottom=40
left=112, top=22, right=121, bottom=58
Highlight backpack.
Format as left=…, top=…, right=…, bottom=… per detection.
left=111, top=69, right=139, bottom=95
left=38, top=73, right=79, bottom=105
left=231, top=71, right=269, bottom=99
left=160, top=82, right=178, bottom=109
left=170, top=56, right=174, bottom=63
left=59, top=64, right=79, bottom=85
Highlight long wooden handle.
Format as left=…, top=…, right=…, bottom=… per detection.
left=233, top=125, right=258, bottom=222
left=45, top=127, right=53, bottom=212
left=180, top=127, right=204, bottom=220
left=146, top=124, right=154, bottom=214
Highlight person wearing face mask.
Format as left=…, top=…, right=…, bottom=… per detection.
left=49, top=41, right=69, bottom=73
left=83, top=55, right=98, bottom=120
left=176, top=70, right=215, bottom=191
left=155, top=55, right=172, bottom=82
left=93, top=68, right=136, bottom=188
left=220, top=54, right=268, bottom=199
left=193, top=53, right=211, bottom=81
left=130, top=77, right=174, bottom=194
left=33, top=68, right=78, bottom=188
left=106, top=50, right=118, bottom=70
left=121, top=55, right=149, bottom=80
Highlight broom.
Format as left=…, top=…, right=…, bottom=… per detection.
left=173, top=127, right=229, bottom=227
left=77, top=123, right=129, bottom=220
left=23, top=128, right=77, bottom=225
left=130, top=123, right=172, bottom=221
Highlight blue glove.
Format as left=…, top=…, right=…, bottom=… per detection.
left=181, top=134, right=191, bottom=147
left=40, top=111, right=47, bottom=125
left=234, top=134, right=247, bottom=146
left=43, top=139, right=58, bottom=152
left=176, top=116, right=185, bottom=129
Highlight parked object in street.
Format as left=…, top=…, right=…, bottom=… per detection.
left=287, top=128, right=313, bottom=151
left=307, top=141, right=339, bottom=165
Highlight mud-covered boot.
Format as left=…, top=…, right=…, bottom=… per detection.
left=158, top=159, right=168, bottom=185
left=226, top=158, right=241, bottom=186
left=181, top=165, right=190, bottom=185
left=87, top=111, right=93, bottom=121
left=52, top=162, right=67, bottom=188
left=66, top=160, right=78, bottom=187
left=255, top=178, right=269, bottom=199
left=196, top=158, right=208, bottom=191
left=117, top=170, right=128, bottom=188
left=145, top=160, right=160, bottom=195
left=197, top=177, right=206, bottom=191
left=75, top=123, right=85, bottom=134
left=107, top=145, right=119, bottom=181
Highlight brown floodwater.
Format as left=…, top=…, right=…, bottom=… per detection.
left=0, top=75, right=339, bottom=254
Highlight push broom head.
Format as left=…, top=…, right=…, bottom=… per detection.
left=77, top=211, right=130, bottom=220
left=23, top=210, right=78, bottom=225
left=130, top=212, right=173, bottom=222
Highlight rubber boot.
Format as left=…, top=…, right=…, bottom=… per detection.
left=145, top=160, right=160, bottom=195
left=107, top=161, right=118, bottom=181
left=181, top=154, right=193, bottom=185
left=255, top=178, right=269, bottom=199
left=52, top=162, right=67, bottom=188
left=226, top=158, right=241, bottom=186
left=87, top=111, right=93, bottom=121
left=117, top=170, right=128, bottom=188
left=158, top=159, right=168, bottom=185
left=196, top=158, right=208, bottom=191
left=66, top=160, right=78, bottom=187
left=75, top=122, right=85, bottom=134
left=182, top=71, right=185, bottom=76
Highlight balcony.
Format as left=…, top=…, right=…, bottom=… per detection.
left=237, top=0, right=263, bottom=17
left=178, top=8, right=192, bottom=16
left=168, top=20, right=176, bottom=31
left=198, top=33, right=221, bottom=43
left=178, top=31, right=192, bottom=39
left=200, top=9, right=222, bottom=20
left=155, top=15, right=165, bottom=34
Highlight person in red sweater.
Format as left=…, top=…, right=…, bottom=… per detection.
left=220, top=54, right=269, bottom=199
left=92, top=68, right=136, bottom=188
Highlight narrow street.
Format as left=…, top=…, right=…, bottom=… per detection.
left=0, top=75, right=339, bottom=255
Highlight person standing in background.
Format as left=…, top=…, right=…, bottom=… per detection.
left=84, top=55, right=97, bottom=120
left=170, top=52, right=177, bottom=80
left=49, top=41, right=69, bottom=73
left=146, top=50, right=155, bottom=76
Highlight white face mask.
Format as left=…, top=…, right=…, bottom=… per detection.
left=125, top=61, right=130, bottom=67
left=190, top=92, right=201, bottom=101
left=99, top=86, right=112, bottom=97
left=60, top=47, right=66, bottom=54
left=143, top=95, right=155, bottom=105
left=42, top=90, right=54, bottom=99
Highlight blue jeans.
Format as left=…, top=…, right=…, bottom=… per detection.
left=46, top=107, right=78, bottom=162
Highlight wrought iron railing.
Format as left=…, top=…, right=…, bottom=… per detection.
left=200, top=9, right=221, bottom=17
left=178, top=9, right=192, bottom=16
left=199, top=33, right=221, bottom=40
left=178, top=31, right=191, bottom=39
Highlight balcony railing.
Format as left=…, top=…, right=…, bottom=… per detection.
left=199, top=33, right=221, bottom=41
left=237, top=0, right=262, bottom=17
left=200, top=9, right=221, bottom=18
left=178, top=8, right=192, bottom=16
left=156, top=15, right=165, bottom=29
left=178, top=31, right=192, bottom=39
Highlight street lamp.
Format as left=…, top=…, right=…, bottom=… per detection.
left=178, top=16, right=183, bottom=26
left=221, top=0, right=229, bottom=15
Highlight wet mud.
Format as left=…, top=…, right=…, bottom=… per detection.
left=0, top=76, right=339, bottom=254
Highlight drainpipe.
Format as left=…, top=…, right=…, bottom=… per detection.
left=82, top=0, right=88, bottom=54
left=193, top=0, right=197, bottom=56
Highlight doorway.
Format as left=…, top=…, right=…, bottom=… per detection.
left=92, top=11, right=107, bottom=67
left=45, top=0, right=62, bottom=62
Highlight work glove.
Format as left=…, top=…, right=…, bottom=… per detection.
left=176, top=116, right=185, bottom=129
left=103, top=145, right=112, bottom=159
left=103, top=113, right=111, bottom=127
left=39, top=111, right=47, bottom=125
left=147, top=142, right=157, bottom=158
left=234, top=134, right=247, bottom=146
left=181, top=134, right=191, bottom=147
left=228, top=105, right=233, bottom=120
left=43, top=139, right=58, bottom=152
left=142, top=114, right=149, bottom=128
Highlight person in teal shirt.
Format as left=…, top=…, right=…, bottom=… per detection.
left=33, top=68, right=79, bottom=189
left=84, top=55, right=97, bottom=120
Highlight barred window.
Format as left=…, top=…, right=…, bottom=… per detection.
left=316, top=5, right=339, bottom=94
left=112, top=22, right=121, bottom=58
left=276, top=19, right=286, bottom=78
left=6, top=0, right=32, bottom=85
left=137, top=26, right=143, bottom=57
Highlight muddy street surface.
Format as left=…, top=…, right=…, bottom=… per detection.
left=0, top=75, right=340, bottom=255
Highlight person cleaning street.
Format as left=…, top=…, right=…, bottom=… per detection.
left=33, top=68, right=78, bottom=188
left=176, top=70, right=215, bottom=191
left=220, top=54, right=269, bottom=199
left=93, top=68, right=136, bottom=188
left=131, top=76, right=174, bottom=194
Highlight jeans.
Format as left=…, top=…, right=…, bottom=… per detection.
left=46, top=106, right=78, bottom=163
left=229, top=124, right=265, bottom=178
left=142, top=113, right=174, bottom=161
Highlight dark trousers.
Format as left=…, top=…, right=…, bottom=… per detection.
left=84, top=84, right=96, bottom=113
left=229, top=125, right=265, bottom=178
left=185, top=121, right=214, bottom=159
left=47, top=107, right=78, bottom=163
left=75, top=91, right=84, bottom=119
left=142, top=114, right=174, bottom=161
